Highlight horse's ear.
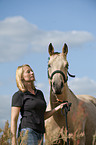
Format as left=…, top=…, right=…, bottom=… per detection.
left=62, top=43, right=68, bottom=55
left=48, top=43, right=54, bottom=56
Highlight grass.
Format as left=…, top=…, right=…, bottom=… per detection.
left=0, top=120, right=96, bottom=145
left=0, top=121, right=43, bottom=145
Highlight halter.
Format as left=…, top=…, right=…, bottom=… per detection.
left=48, top=69, right=75, bottom=83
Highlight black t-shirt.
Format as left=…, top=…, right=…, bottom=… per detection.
left=11, top=89, right=47, bottom=133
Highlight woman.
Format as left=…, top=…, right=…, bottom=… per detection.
left=11, top=64, right=67, bottom=145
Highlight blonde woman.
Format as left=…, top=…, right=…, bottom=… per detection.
left=11, top=64, right=67, bottom=145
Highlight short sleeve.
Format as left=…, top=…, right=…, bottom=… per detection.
left=11, top=91, right=23, bottom=107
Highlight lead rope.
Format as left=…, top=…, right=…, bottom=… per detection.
left=54, top=94, right=72, bottom=145
left=61, top=102, right=72, bottom=145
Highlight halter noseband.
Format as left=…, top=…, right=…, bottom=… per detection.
left=48, top=70, right=68, bottom=83
left=48, top=69, right=75, bottom=83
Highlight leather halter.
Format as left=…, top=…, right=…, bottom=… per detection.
left=48, top=66, right=75, bottom=106
left=48, top=68, right=75, bottom=102
left=48, top=69, right=75, bottom=83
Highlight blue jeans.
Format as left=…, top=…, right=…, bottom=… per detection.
left=18, top=128, right=43, bottom=145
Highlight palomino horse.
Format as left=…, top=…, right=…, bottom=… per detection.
left=45, top=43, right=96, bottom=145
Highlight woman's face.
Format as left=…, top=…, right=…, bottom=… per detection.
left=22, top=66, right=35, bottom=82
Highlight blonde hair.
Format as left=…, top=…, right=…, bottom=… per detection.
left=16, top=64, right=35, bottom=92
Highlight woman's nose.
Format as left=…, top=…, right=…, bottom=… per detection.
left=30, top=71, right=33, bottom=74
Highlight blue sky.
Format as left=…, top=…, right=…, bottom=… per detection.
left=0, top=0, right=96, bottom=128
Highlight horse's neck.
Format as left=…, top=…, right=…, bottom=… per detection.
left=65, top=85, right=78, bottom=104
left=50, top=84, right=78, bottom=108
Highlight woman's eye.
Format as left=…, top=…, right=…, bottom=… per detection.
left=27, top=70, right=30, bottom=73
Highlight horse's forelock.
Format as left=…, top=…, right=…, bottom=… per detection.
left=53, top=52, right=60, bottom=55
left=49, top=53, right=67, bottom=65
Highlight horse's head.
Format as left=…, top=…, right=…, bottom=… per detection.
left=48, top=43, right=69, bottom=95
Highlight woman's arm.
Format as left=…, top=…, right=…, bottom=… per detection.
left=11, top=107, right=21, bottom=145
left=44, top=102, right=67, bottom=120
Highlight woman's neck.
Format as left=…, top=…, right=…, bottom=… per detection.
left=24, top=81, right=35, bottom=94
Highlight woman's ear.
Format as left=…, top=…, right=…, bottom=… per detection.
left=62, top=43, right=68, bottom=55
left=48, top=43, right=54, bottom=56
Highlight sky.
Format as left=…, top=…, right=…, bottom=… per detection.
left=0, top=0, right=96, bottom=129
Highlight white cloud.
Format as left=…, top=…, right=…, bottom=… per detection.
left=0, top=16, right=95, bottom=62
left=36, top=82, right=44, bottom=88
left=69, top=77, right=96, bottom=97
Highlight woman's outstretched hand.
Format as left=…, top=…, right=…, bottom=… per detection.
left=55, top=102, right=68, bottom=111
left=44, top=102, right=68, bottom=120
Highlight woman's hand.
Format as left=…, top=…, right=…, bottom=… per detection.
left=55, top=102, right=68, bottom=111
left=44, top=102, right=68, bottom=120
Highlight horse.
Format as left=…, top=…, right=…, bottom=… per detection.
left=45, top=43, right=96, bottom=145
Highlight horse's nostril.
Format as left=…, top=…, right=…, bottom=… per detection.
left=61, top=82, right=64, bottom=88
left=53, top=82, right=55, bottom=87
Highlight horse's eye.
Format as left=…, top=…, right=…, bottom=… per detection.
left=48, top=64, right=51, bottom=68
left=48, top=57, right=50, bottom=60
left=65, top=63, right=69, bottom=69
